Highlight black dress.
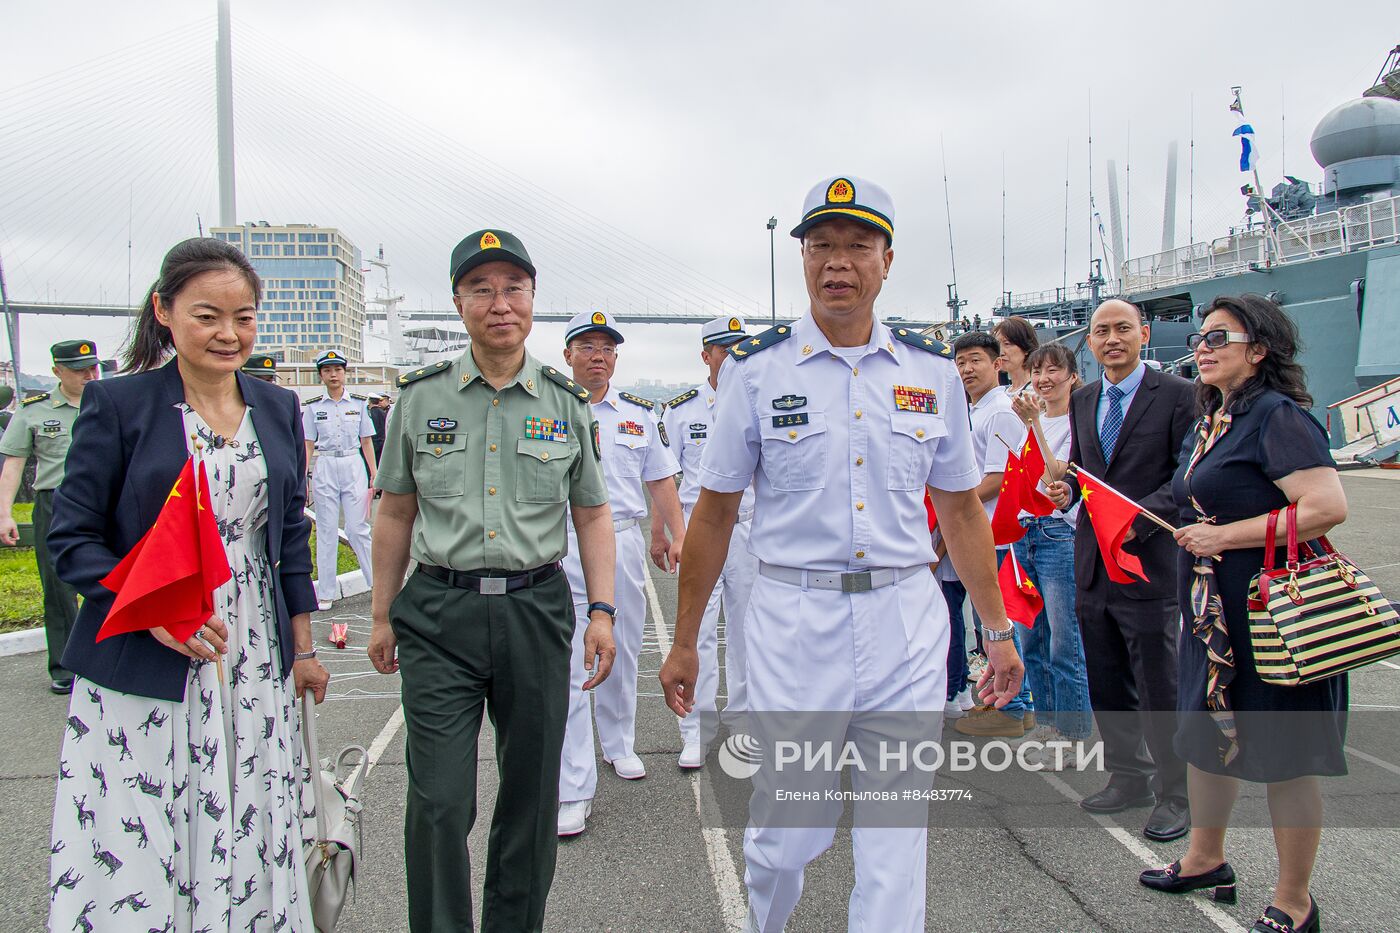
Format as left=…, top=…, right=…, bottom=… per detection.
left=1171, top=389, right=1348, bottom=781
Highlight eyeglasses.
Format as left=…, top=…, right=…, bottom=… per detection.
left=572, top=344, right=617, bottom=358
left=1187, top=329, right=1251, bottom=351
left=456, top=285, right=534, bottom=307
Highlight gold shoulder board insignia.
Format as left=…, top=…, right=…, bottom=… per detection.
left=666, top=388, right=699, bottom=409
left=20, top=392, right=50, bottom=406
left=397, top=360, right=452, bottom=388
left=892, top=327, right=953, bottom=359
left=727, top=324, right=792, bottom=361
left=542, top=366, right=592, bottom=402
left=619, top=392, right=655, bottom=410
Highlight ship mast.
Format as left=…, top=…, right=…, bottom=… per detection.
left=939, top=137, right=967, bottom=321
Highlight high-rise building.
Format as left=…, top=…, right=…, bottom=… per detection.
left=211, top=222, right=367, bottom=360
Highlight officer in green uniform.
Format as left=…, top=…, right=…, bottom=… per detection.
left=368, top=228, right=619, bottom=933
left=241, top=353, right=280, bottom=383
left=0, top=340, right=101, bottom=693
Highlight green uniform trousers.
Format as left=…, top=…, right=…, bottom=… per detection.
left=392, top=566, right=574, bottom=933
left=33, top=489, right=79, bottom=681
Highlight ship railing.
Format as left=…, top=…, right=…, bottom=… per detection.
left=1120, top=236, right=1266, bottom=291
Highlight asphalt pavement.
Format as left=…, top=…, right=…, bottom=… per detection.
left=4, top=471, right=1399, bottom=931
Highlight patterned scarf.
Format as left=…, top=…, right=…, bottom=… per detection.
left=1183, top=412, right=1239, bottom=766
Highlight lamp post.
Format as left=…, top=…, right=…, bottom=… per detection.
left=766, top=216, right=777, bottom=325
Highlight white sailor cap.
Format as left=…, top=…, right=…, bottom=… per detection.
left=702, top=315, right=749, bottom=346
left=564, top=309, right=625, bottom=345
left=790, top=175, right=895, bottom=243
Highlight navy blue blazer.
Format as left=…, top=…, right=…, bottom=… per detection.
left=49, top=359, right=317, bottom=701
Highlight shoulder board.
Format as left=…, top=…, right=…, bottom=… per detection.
left=396, top=360, right=452, bottom=389
left=618, top=392, right=655, bottom=411
left=20, top=392, right=50, bottom=406
left=728, top=324, right=793, bottom=361
left=891, top=327, right=953, bottom=359
left=541, top=366, right=591, bottom=402
left=307, top=395, right=326, bottom=404
left=666, top=388, right=700, bottom=409
left=350, top=393, right=368, bottom=401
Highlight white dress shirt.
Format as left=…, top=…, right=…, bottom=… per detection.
left=589, top=385, right=680, bottom=523
left=661, top=382, right=756, bottom=519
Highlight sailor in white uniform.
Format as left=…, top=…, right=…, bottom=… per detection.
left=660, top=176, right=1025, bottom=932
left=302, top=349, right=377, bottom=610
left=660, top=315, right=759, bottom=768
left=557, top=310, right=686, bottom=837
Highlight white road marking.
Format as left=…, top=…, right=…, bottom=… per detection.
left=644, top=569, right=747, bottom=933
left=1377, top=659, right=1400, bottom=671
left=1037, top=771, right=1246, bottom=933
left=364, top=704, right=406, bottom=778
left=1346, top=745, right=1400, bottom=778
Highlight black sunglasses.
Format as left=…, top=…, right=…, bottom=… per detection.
left=1187, top=329, right=1251, bottom=351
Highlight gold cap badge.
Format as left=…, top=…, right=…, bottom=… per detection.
left=591, top=311, right=607, bottom=326
left=728, top=317, right=741, bottom=331
left=480, top=231, right=501, bottom=249
left=79, top=344, right=91, bottom=355
left=826, top=178, right=855, bottom=204
left=262, top=358, right=273, bottom=367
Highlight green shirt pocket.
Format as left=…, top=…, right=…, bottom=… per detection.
left=414, top=433, right=467, bottom=498
left=516, top=438, right=573, bottom=503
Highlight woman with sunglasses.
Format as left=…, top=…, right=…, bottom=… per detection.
left=1138, top=294, right=1348, bottom=933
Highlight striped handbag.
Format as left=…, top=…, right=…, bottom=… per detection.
left=1249, top=503, right=1400, bottom=686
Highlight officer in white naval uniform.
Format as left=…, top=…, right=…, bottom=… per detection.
left=660, top=315, right=759, bottom=768
left=557, top=309, right=686, bottom=836
left=303, top=349, right=377, bottom=610
left=660, top=176, right=1025, bottom=932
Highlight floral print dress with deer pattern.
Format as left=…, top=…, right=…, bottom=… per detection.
left=49, top=404, right=314, bottom=933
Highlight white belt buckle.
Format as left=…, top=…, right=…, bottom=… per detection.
left=479, top=578, right=508, bottom=596
left=841, top=572, right=873, bottom=594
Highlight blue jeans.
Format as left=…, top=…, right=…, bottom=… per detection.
left=940, top=579, right=969, bottom=700
left=984, top=549, right=1034, bottom=717
left=1012, top=518, right=1093, bottom=739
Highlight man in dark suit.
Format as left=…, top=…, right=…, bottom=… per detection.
left=1048, top=299, right=1195, bottom=842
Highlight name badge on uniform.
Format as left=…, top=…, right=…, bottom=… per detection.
left=425, top=433, right=456, bottom=444
left=427, top=418, right=458, bottom=431
left=893, top=385, right=938, bottom=414
left=41, top=419, right=63, bottom=435
left=315, top=411, right=329, bottom=421
left=771, top=412, right=809, bottom=428
left=772, top=394, right=807, bottom=411
left=524, top=416, right=569, bottom=442
left=689, top=422, right=708, bottom=440
left=617, top=420, right=646, bottom=436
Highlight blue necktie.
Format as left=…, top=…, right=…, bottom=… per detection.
left=1100, top=384, right=1125, bottom=461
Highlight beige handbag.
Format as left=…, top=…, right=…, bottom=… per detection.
left=302, top=693, right=367, bottom=932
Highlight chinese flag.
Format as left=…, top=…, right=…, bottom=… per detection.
left=1017, top=432, right=1057, bottom=517
left=989, top=450, right=1029, bottom=545
left=998, top=548, right=1044, bottom=628
left=923, top=489, right=938, bottom=533
left=97, top=458, right=231, bottom=643
left=1076, top=468, right=1149, bottom=584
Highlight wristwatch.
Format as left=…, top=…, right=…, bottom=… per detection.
left=587, top=601, right=617, bottom=619
left=983, top=626, right=1016, bottom=643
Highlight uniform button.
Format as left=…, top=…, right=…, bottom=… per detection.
left=490, top=444, right=498, bottom=452
left=856, top=502, right=865, bottom=511
left=492, top=398, right=500, bottom=407
left=541, top=452, right=550, bottom=461
left=488, top=530, right=497, bottom=539
left=855, top=550, right=865, bottom=559
left=855, top=457, right=864, bottom=466
left=462, top=375, right=469, bottom=382
left=916, top=429, right=925, bottom=438
left=788, top=430, right=797, bottom=439
left=434, top=447, right=442, bottom=455
left=852, top=367, right=859, bottom=376
left=854, top=410, right=863, bottom=419
left=488, top=487, right=497, bottom=496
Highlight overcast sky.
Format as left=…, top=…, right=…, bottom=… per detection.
left=0, top=0, right=1390, bottom=387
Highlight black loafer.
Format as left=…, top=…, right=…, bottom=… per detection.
left=1139, top=860, right=1236, bottom=903
left=1252, top=896, right=1319, bottom=933
left=50, top=679, right=74, bottom=695
left=1080, top=783, right=1155, bottom=813
left=1143, top=797, right=1191, bottom=841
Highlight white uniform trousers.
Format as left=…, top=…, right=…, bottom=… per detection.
left=678, top=513, right=757, bottom=745
left=741, top=569, right=948, bottom=933
left=312, top=453, right=373, bottom=601
left=559, top=522, right=647, bottom=803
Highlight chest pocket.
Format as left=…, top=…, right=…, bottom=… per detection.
left=414, top=433, right=467, bottom=498
left=610, top=429, right=648, bottom=478
left=759, top=412, right=828, bottom=492
left=517, top=439, right=574, bottom=503
left=886, top=411, right=947, bottom=491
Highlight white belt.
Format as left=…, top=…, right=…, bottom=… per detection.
left=758, top=561, right=924, bottom=593
left=317, top=449, right=360, bottom=459
left=613, top=517, right=638, bottom=532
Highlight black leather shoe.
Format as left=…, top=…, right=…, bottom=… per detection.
left=1080, top=783, right=1155, bottom=813
left=1139, top=860, right=1236, bottom=903
left=1144, top=797, right=1191, bottom=841
left=50, top=679, right=74, bottom=695
left=1252, top=896, right=1319, bottom=932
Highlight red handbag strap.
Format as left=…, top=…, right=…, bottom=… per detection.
left=1285, top=503, right=1300, bottom=569
left=1264, top=509, right=1280, bottom=570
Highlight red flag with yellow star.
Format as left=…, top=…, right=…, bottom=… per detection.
left=1017, top=431, right=1057, bottom=517
left=989, top=450, right=1029, bottom=545
left=1075, top=467, right=1149, bottom=584
left=97, top=458, right=231, bottom=642
left=998, top=548, right=1044, bottom=628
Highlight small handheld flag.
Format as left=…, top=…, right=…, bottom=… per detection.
left=998, top=549, right=1044, bottom=628
left=1070, top=465, right=1151, bottom=584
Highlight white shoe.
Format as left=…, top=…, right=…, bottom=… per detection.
left=956, top=688, right=975, bottom=712
left=678, top=742, right=705, bottom=769
left=317, top=599, right=333, bottom=612
left=943, top=699, right=967, bottom=719
left=557, top=799, right=592, bottom=836
left=608, top=755, right=647, bottom=780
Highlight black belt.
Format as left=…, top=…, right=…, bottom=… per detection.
left=417, top=562, right=562, bottom=595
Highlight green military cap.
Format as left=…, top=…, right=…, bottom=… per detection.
left=450, top=229, right=536, bottom=289
left=242, top=354, right=278, bottom=375
left=315, top=349, right=347, bottom=370
left=51, top=339, right=100, bottom=370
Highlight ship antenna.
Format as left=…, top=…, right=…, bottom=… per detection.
left=1189, top=94, right=1195, bottom=245
left=940, top=136, right=966, bottom=321
left=1062, top=139, right=1071, bottom=296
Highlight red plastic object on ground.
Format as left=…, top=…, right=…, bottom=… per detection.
left=329, top=622, right=348, bottom=649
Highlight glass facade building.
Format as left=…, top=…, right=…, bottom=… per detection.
left=211, top=223, right=367, bottom=361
